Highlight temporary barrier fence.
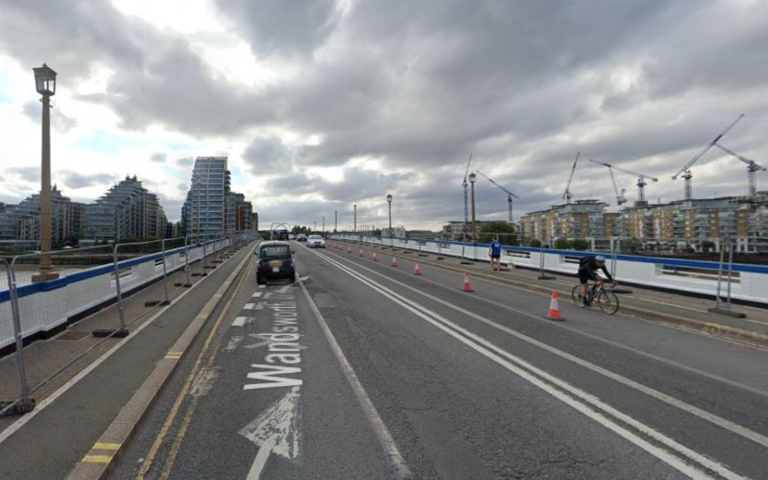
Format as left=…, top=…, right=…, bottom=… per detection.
left=0, top=232, right=255, bottom=416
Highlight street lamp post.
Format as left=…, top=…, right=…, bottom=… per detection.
left=469, top=172, right=478, bottom=243
left=32, top=64, right=59, bottom=283
left=353, top=204, right=357, bottom=233
left=322, top=216, right=325, bottom=234
left=334, top=210, right=338, bottom=232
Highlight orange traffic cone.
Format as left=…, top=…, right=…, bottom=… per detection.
left=414, top=261, right=422, bottom=275
left=546, top=290, right=563, bottom=321
left=462, top=272, right=474, bottom=292
left=372, top=252, right=378, bottom=262
left=391, top=256, right=398, bottom=267
left=359, top=249, right=365, bottom=258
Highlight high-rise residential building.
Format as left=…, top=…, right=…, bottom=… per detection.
left=0, top=186, right=85, bottom=247
left=84, top=175, right=166, bottom=240
left=182, top=156, right=253, bottom=238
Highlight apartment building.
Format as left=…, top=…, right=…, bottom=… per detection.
left=182, top=157, right=254, bottom=238
left=0, top=186, right=85, bottom=246
left=84, top=176, right=166, bottom=240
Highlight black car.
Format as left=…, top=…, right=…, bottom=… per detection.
left=255, top=241, right=296, bottom=284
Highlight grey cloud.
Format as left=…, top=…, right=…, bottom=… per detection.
left=22, top=101, right=78, bottom=133
left=150, top=152, right=167, bottom=163
left=58, top=171, right=117, bottom=189
left=4, top=166, right=39, bottom=183
left=176, top=157, right=194, bottom=167
left=242, top=136, right=294, bottom=174
left=214, top=0, right=340, bottom=58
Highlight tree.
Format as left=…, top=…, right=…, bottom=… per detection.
left=478, top=221, right=517, bottom=245
left=572, top=239, right=590, bottom=251
left=373, top=228, right=382, bottom=236
left=554, top=238, right=573, bottom=250
left=530, top=238, right=542, bottom=248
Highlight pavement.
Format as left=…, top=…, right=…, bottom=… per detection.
left=3, top=239, right=768, bottom=479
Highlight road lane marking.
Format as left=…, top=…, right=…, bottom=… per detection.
left=137, top=254, right=254, bottom=479
left=312, top=249, right=744, bottom=480
left=244, top=303, right=257, bottom=310
left=82, top=455, right=113, bottom=464
left=93, top=442, right=121, bottom=451
left=252, top=292, right=263, bottom=298
left=241, top=386, right=302, bottom=480
left=223, top=335, right=244, bottom=352
left=320, top=247, right=768, bottom=450
left=232, top=316, right=255, bottom=327
left=298, top=276, right=411, bottom=479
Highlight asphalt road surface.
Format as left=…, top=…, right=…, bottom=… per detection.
left=111, top=241, right=768, bottom=479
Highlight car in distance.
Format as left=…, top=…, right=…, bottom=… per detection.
left=255, top=241, right=296, bottom=284
left=288, top=234, right=296, bottom=241
left=296, top=234, right=308, bottom=242
left=307, top=234, right=326, bottom=248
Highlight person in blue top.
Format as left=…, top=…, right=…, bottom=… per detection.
left=488, top=236, right=502, bottom=271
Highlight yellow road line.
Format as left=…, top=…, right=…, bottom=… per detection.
left=137, top=256, right=253, bottom=480
left=83, top=455, right=113, bottom=464
left=92, top=442, right=121, bottom=451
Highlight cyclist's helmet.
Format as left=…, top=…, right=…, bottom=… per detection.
left=595, top=255, right=606, bottom=263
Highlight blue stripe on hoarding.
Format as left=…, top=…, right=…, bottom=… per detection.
left=0, top=244, right=204, bottom=304
left=342, top=235, right=768, bottom=275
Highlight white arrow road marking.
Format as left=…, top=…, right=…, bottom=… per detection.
left=243, top=333, right=308, bottom=350
left=241, top=386, right=302, bottom=480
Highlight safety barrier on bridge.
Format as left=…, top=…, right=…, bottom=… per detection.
left=0, top=232, right=255, bottom=416
left=330, top=233, right=768, bottom=306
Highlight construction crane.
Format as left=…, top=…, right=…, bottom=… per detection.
left=461, top=153, right=473, bottom=226
left=592, top=161, right=627, bottom=205
left=713, top=143, right=766, bottom=196
left=672, top=114, right=745, bottom=200
left=589, top=159, right=659, bottom=207
left=476, top=171, right=520, bottom=222
left=562, top=151, right=580, bottom=204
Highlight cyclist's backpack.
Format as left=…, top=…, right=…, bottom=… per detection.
left=578, top=256, right=591, bottom=268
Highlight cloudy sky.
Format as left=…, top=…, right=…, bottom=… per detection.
left=1, top=0, right=767, bottom=230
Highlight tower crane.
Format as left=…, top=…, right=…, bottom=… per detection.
left=590, top=159, right=659, bottom=207
left=461, top=153, right=473, bottom=226
left=672, top=114, right=745, bottom=200
left=476, top=171, right=520, bottom=223
left=713, top=143, right=766, bottom=196
left=562, top=151, right=580, bottom=204
left=592, top=161, right=627, bottom=205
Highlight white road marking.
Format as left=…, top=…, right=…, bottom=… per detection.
left=233, top=316, right=255, bottom=327
left=252, top=292, right=263, bottom=298
left=259, top=285, right=266, bottom=289
left=313, top=249, right=744, bottom=480
left=322, top=248, right=768, bottom=450
left=241, top=386, right=301, bottom=479
left=298, top=277, right=411, bottom=479
left=190, top=367, right=219, bottom=398
left=243, top=303, right=257, bottom=310
left=224, top=335, right=244, bottom=352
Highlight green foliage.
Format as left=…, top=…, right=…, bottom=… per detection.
left=529, top=238, right=542, bottom=248
left=478, top=221, right=517, bottom=245
left=373, top=228, right=382, bottom=236
left=620, top=238, right=643, bottom=254
left=554, top=238, right=573, bottom=250
left=572, top=239, right=590, bottom=251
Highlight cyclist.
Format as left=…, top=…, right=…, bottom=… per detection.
left=578, top=255, right=614, bottom=307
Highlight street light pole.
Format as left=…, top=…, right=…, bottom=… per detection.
left=334, top=210, right=338, bottom=232
left=353, top=204, right=357, bottom=232
left=322, top=216, right=325, bottom=234
left=32, top=64, right=58, bottom=283
left=469, top=172, right=477, bottom=243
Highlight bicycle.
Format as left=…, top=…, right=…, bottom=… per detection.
left=571, top=282, right=620, bottom=315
